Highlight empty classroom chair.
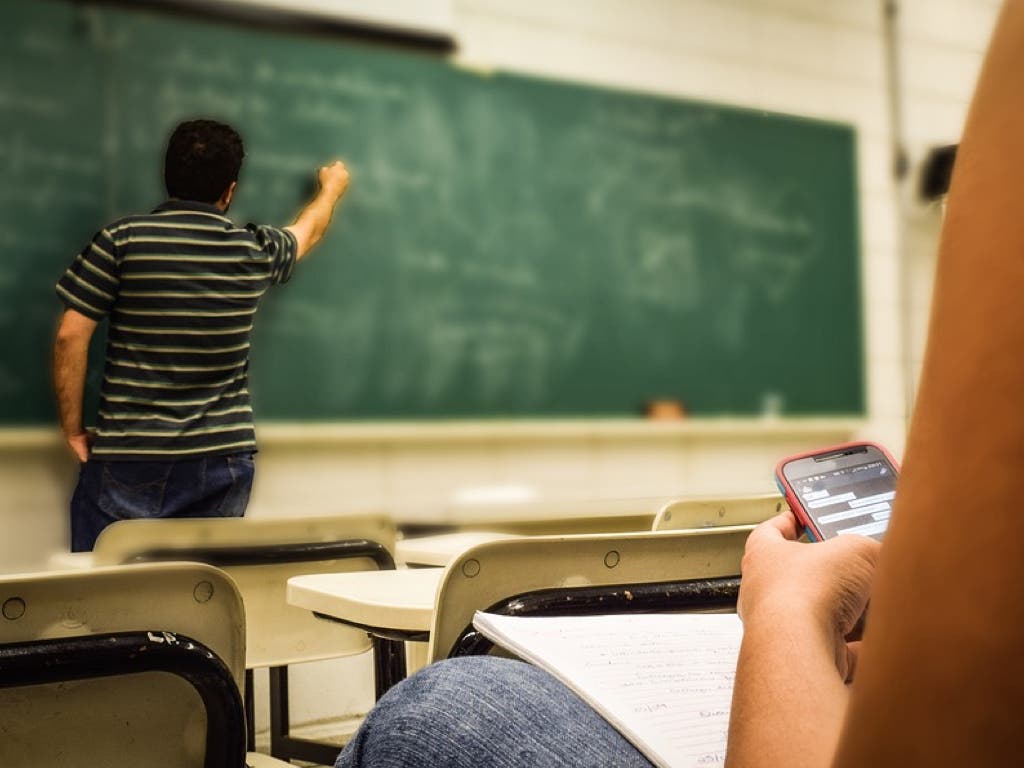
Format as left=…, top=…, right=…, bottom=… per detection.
left=427, top=526, right=750, bottom=663
left=651, top=493, right=787, bottom=532
left=0, top=562, right=290, bottom=768
left=397, top=495, right=675, bottom=568
left=92, top=514, right=396, bottom=765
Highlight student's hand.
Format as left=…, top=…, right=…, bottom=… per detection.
left=318, top=160, right=350, bottom=200
left=737, top=510, right=881, bottom=681
left=64, top=429, right=94, bottom=463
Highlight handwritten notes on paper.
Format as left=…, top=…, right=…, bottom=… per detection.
left=472, top=612, right=744, bottom=768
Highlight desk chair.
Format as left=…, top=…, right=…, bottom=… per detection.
left=92, top=514, right=396, bottom=766
left=427, top=527, right=749, bottom=663
left=457, top=496, right=669, bottom=536
left=0, top=562, right=290, bottom=768
left=397, top=496, right=672, bottom=568
left=398, top=495, right=783, bottom=568
left=652, top=493, right=786, bottom=531
left=396, top=531, right=516, bottom=568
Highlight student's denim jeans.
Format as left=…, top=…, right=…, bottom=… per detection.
left=70, top=453, right=254, bottom=552
left=335, top=656, right=656, bottom=768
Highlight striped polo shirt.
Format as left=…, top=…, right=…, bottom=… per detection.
left=55, top=200, right=297, bottom=461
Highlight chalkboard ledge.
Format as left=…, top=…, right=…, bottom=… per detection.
left=251, top=417, right=864, bottom=445
left=0, top=418, right=863, bottom=450
left=0, top=428, right=67, bottom=452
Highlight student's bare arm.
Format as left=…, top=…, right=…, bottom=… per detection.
left=286, top=161, right=350, bottom=261
left=725, top=512, right=879, bottom=768
left=52, top=308, right=98, bottom=462
left=834, top=2, right=1024, bottom=764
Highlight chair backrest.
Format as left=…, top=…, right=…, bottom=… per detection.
left=445, top=495, right=673, bottom=535
left=651, top=494, right=787, bottom=531
left=93, top=514, right=396, bottom=668
left=0, top=563, right=245, bottom=768
left=427, top=526, right=749, bottom=663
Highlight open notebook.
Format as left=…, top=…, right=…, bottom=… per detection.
left=472, top=612, right=743, bottom=768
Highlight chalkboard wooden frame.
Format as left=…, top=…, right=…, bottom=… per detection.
left=76, top=0, right=458, bottom=52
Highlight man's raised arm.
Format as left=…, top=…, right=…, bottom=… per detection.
left=286, top=160, right=350, bottom=261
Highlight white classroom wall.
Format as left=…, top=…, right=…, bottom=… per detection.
left=0, top=0, right=1002, bottom=742
left=898, top=0, right=997, bottom=397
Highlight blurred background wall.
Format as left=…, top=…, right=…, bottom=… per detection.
left=0, top=0, right=1002, bottom=742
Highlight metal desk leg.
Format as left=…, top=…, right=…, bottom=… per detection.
left=244, top=668, right=256, bottom=752
left=372, top=637, right=408, bottom=699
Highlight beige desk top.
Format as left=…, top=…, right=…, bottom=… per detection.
left=47, top=551, right=95, bottom=570
left=287, top=568, right=443, bottom=634
left=403, top=495, right=672, bottom=527
left=396, top=532, right=517, bottom=567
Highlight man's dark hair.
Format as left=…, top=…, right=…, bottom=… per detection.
left=164, top=119, right=245, bottom=203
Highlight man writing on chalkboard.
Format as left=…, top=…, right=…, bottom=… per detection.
left=52, top=119, right=350, bottom=551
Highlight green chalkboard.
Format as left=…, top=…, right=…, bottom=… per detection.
left=0, top=0, right=863, bottom=423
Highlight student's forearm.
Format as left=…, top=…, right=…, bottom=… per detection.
left=727, top=606, right=849, bottom=768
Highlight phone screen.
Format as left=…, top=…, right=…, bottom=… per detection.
left=783, top=449, right=897, bottom=541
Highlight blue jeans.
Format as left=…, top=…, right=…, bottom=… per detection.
left=336, top=656, right=655, bottom=768
left=70, top=453, right=255, bottom=552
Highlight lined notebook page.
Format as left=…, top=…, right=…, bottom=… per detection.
left=472, top=612, right=743, bottom=768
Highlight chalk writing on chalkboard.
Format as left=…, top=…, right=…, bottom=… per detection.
left=0, top=0, right=863, bottom=424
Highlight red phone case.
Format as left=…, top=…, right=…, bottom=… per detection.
left=774, top=441, right=900, bottom=540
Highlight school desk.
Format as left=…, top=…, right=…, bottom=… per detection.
left=287, top=568, right=443, bottom=694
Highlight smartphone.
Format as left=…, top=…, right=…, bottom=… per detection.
left=775, top=441, right=899, bottom=542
